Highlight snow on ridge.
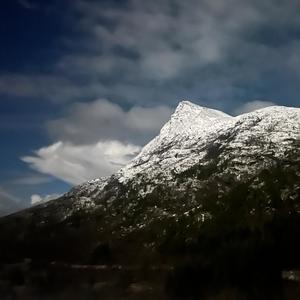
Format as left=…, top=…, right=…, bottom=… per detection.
left=118, top=102, right=300, bottom=183
left=174, top=100, right=232, bottom=119
left=117, top=101, right=235, bottom=182
left=68, top=101, right=300, bottom=196
left=136, top=101, right=233, bottom=157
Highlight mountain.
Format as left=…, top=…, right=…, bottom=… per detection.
left=0, top=101, right=300, bottom=299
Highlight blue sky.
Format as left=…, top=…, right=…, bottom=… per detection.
left=0, top=0, right=300, bottom=214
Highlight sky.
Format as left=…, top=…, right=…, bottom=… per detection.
left=0, top=0, right=300, bottom=214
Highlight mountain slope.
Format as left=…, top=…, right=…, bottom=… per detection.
left=0, top=101, right=300, bottom=299
left=1, top=101, right=299, bottom=252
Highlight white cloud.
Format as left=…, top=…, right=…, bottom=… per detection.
left=47, top=99, right=172, bottom=145
left=141, top=51, right=186, bottom=80
left=22, top=140, right=141, bottom=185
left=30, top=193, right=61, bottom=206
left=30, top=194, right=43, bottom=205
left=234, top=100, right=276, bottom=115
left=22, top=99, right=172, bottom=186
left=64, top=0, right=237, bottom=82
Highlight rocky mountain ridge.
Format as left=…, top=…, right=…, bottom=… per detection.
left=68, top=100, right=300, bottom=204
left=0, top=100, right=300, bottom=299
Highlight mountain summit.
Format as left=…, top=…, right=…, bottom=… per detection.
left=170, top=100, right=231, bottom=124
left=173, top=100, right=231, bottom=120
left=0, top=101, right=300, bottom=299
left=117, top=102, right=299, bottom=184
left=137, top=100, right=232, bottom=159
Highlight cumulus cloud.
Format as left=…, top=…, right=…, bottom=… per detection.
left=22, top=99, right=172, bottom=185
left=22, top=140, right=141, bottom=185
left=234, top=100, right=276, bottom=115
left=30, top=193, right=61, bottom=205
left=56, top=0, right=300, bottom=106
left=59, top=0, right=254, bottom=92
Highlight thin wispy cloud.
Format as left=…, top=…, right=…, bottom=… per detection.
left=11, top=175, right=53, bottom=185
left=0, top=186, right=25, bottom=216
left=0, top=187, right=21, bottom=204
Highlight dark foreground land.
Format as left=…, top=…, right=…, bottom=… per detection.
left=0, top=146, right=299, bottom=299
left=1, top=261, right=300, bottom=300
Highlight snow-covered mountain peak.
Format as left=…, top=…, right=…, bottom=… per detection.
left=173, top=100, right=200, bottom=114
left=45, top=100, right=300, bottom=221
left=173, top=100, right=232, bottom=120
left=118, top=101, right=235, bottom=182
left=160, top=101, right=232, bottom=137
left=117, top=102, right=300, bottom=184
